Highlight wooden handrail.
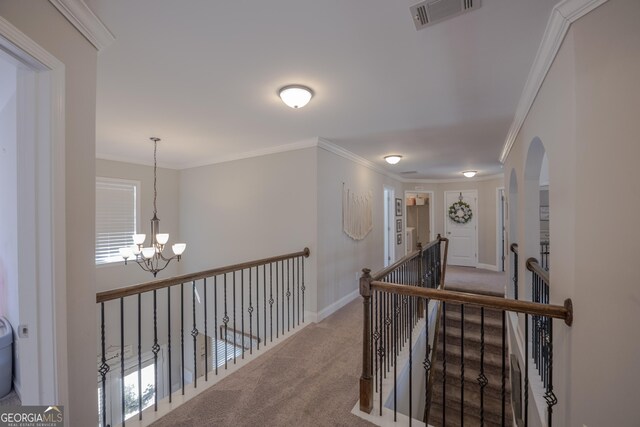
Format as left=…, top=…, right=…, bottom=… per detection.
left=370, top=281, right=573, bottom=326
left=96, top=247, right=310, bottom=303
left=372, top=236, right=445, bottom=281
left=526, top=257, right=549, bottom=283
left=511, top=243, right=518, bottom=254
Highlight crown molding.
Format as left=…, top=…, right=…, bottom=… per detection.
left=499, top=0, right=608, bottom=163
left=48, top=0, right=114, bottom=51
left=95, top=153, right=179, bottom=170
left=317, top=138, right=406, bottom=182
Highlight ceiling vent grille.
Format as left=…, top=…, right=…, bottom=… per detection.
left=410, top=0, right=480, bottom=31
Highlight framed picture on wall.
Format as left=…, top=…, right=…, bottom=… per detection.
left=396, top=233, right=402, bottom=245
left=395, top=198, right=402, bottom=216
left=396, top=219, right=402, bottom=233
left=540, top=206, right=549, bottom=221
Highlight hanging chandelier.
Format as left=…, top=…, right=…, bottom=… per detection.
left=118, top=137, right=186, bottom=277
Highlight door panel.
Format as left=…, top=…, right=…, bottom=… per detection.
left=445, top=190, right=477, bottom=267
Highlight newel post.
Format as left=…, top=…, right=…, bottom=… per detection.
left=417, top=242, right=424, bottom=318
left=359, top=268, right=374, bottom=413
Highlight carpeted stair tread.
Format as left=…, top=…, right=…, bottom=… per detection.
left=429, top=400, right=510, bottom=427
left=431, top=382, right=513, bottom=427
left=439, top=326, right=504, bottom=352
left=432, top=363, right=511, bottom=394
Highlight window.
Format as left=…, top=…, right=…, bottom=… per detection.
left=96, top=177, right=140, bottom=265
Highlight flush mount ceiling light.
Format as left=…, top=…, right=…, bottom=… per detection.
left=462, top=170, right=478, bottom=178
left=279, top=85, right=313, bottom=109
left=384, top=155, right=402, bottom=165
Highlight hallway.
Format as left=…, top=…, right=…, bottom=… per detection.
left=152, top=266, right=504, bottom=426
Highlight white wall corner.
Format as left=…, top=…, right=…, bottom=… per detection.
left=315, top=289, right=360, bottom=322
left=48, top=0, right=114, bottom=51
left=499, top=0, right=609, bottom=163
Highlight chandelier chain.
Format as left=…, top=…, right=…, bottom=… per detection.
left=153, top=137, right=158, bottom=216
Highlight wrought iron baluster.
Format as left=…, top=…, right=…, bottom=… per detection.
left=442, top=301, right=447, bottom=427
left=120, top=297, right=125, bottom=427
left=138, top=294, right=142, bottom=419
left=223, top=274, right=228, bottom=369
left=423, top=296, right=430, bottom=424
left=393, top=294, right=397, bottom=421
left=524, top=313, right=529, bottom=427
left=297, top=256, right=301, bottom=326
left=460, top=303, right=465, bottom=427
left=153, top=290, right=160, bottom=406
left=302, top=255, right=306, bottom=323
left=276, top=261, right=279, bottom=339
left=167, top=287, right=172, bottom=401
left=408, top=295, right=413, bottom=427
left=378, top=291, right=385, bottom=416
left=240, top=270, right=244, bottom=360
left=233, top=271, right=237, bottom=364
left=263, top=265, right=267, bottom=346
left=545, top=318, right=556, bottom=427
left=99, top=303, right=109, bottom=427
left=249, top=267, right=254, bottom=355
left=255, top=265, right=260, bottom=351
left=191, top=281, right=198, bottom=387
left=204, top=278, right=208, bottom=381
left=270, top=263, right=274, bottom=341
left=287, top=258, right=291, bottom=332
left=214, top=277, right=218, bottom=375
left=502, top=310, right=506, bottom=426
left=181, top=283, right=185, bottom=394
left=281, top=260, right=285, bottom=336
left=374, top=289, right=379, bottom=393
left=477, top=307, right=488, bottom=426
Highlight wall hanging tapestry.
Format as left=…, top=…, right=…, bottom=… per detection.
left=448, top=192, right=473, bottom=224
left=342, top=183, right=373, bottom=240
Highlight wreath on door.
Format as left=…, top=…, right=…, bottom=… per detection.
left=448, top=196, right=473, bottom=224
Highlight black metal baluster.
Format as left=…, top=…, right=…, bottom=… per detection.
left=478, top=307, right=488, bottom=426
left=378, top=291, right=384, bottom=416
left=281, top=260, right=285, bottom=336
left=191, top=281, right=198, bottom=388
left=223, top=275, right=228, bottom=369
left=233, top=271, right=237, bottom=364
left=302, top=255, right=306, bottom=322
left=513, top=249, right=519, bottom=299
left=181, top=283, right=185, bottom=394
left=255, top=266, right=259, bottom=351
left=263, top=265, right=267, bottom=347
left=249, top=267, right=254, bottom=355
left=423, top=296, right=430, bottom=424
left=442, top=301, right=447, bottom=427
left=240, top=270, right=244, bottom=360
left=374, top=289, right=379, bottom=393
left=276, top=262, right=279, bottom=339
left=99, top=303, right=109, bottom=427
left=270, top=263, right=274, bottom=342
left=297, top=256, right=301, bottom=326
left=214, top=277, right=218, bottom=375
left=287, top=258, right=291, bottom=332
left=167, top=287, right=172, bottom=401
left=120, top=298, right=125, bottom=426
left=460, top=304, right=465, bottom=427
left=153, top=290, right=160, bottom=408
left=204, top=278, right=208, bottom=381
left=524, top=313, right=529, bottom=427
left=137, top=294, right=142, bottom=420
left=408, top=296, right=413, bottom=427
left=545, top=318, right=557, bottom=427
left=502, top=310, right=506, bottom=426
left=393, top=294, right=397, bottom=421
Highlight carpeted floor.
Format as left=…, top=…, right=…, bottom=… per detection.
left=152, top=265, right=505, bottom=427
left=444, top=265, right=506, bottom=296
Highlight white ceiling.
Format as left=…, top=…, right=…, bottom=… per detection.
left=88, top=0, right=557, bottom=179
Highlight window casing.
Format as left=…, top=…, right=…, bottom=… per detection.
left=96, top=177, right=140, bottom=265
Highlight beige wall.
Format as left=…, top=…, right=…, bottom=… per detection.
left=404, top=177, right=503, bottom=267
left=316, top=147, right=404, bottom=315
left=0, top=1, right=98, bottom=424
left=504, top=0, right=640, bottom=425
left=96, top=159, right=180, bottom=291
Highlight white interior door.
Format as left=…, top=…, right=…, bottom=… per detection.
left=445, top=190, right=478, bottom=267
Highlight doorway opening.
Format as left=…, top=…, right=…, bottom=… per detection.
left=404, top=191, right=434, bottom=253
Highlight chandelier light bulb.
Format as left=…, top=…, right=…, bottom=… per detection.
left=133, top=233, right=146, bottom=245
left=141, top=247, right=155, bottom=259
left=172, top=243, right=186, bottom=256
left=156, top=233, right=169, bottom=245
left=119, top=247, right=132, bottom=260
left=279, top=85, right=313, bottom=109
left=384, top=155, right=402, bottom=165
left=462, top=170, right=477, bottom=178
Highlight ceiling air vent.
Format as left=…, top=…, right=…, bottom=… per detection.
left=410, top=0, right=480, bottom=31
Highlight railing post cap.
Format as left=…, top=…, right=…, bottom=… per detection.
left=303, top=247, right=310, bottom=257
left=361, top=268, right=371, bottom=277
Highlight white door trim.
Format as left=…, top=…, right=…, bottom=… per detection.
left=383, top=185, right=395, bottom=266
left=444, top=190, right=478, bottom=267
left=497, top=187, right=506, bottom=272
left=0, top=16, right=68, bottom=406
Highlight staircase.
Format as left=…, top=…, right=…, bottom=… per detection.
left=428, top=289, right=513, bottom=427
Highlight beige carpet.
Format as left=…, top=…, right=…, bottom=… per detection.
left=444, top=266, right=506, bottom=296
left=152, top=299, right=374, bottom=427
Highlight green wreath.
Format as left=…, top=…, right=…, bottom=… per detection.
left=449, top=201, right=473, bottom=224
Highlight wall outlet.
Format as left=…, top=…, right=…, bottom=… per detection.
left=18, top=324, right=28, bottom=338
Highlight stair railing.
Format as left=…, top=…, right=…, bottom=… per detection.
left=359, top=248, right=573, bottom=427
left=359, top=235, right=448, bottom=419
left=96, top=248, right=309, bottom=427
left=527, top=257, right=552, bottom=391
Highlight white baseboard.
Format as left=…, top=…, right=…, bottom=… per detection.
left=476, top=263, right=499, bottom=272
left=316, top=289, right=360, bottom=322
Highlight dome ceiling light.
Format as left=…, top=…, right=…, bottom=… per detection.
left=279, top=85, right=314, bottom=109
left=462, top=170, right=477, bottom=178
left=384, top=155, right=402, bottom=165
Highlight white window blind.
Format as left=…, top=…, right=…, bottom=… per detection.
left=96, top=178, right=139, bottom=265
